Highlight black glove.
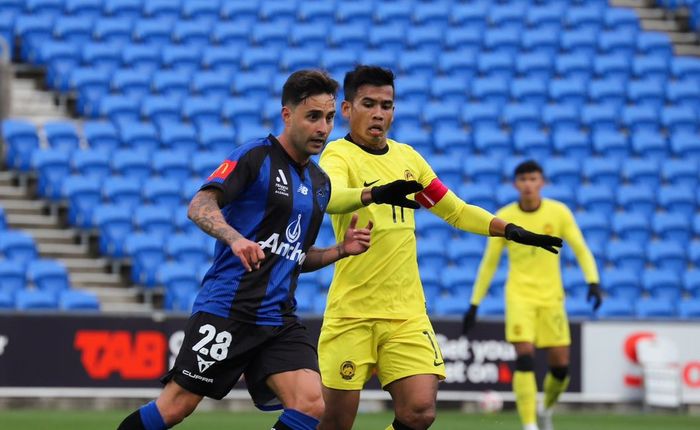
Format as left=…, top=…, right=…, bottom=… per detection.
left=371, top=180, right=424, bottom=209
left=462, top=304, right=478, bottom=334
left=504, top=223, right=563, bottom=254
left=587, top=283, right=603, bottom=311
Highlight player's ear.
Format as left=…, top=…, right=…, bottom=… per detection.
left=341, top=100, right=351, bottom=119
left=281, top=105, right=292, bottom=125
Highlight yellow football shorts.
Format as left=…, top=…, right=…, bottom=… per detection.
left=318, top=314, right=446, bottom=390
left=505, top=299, right=571, bottom=348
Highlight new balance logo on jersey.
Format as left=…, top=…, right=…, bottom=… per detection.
left=258, top=214, right=306, bottom=265
left=274, top=169, right=289, bottom=197
left=197, top=355, right=215, bottom=373
left=297, top=184, right=308, bottom=195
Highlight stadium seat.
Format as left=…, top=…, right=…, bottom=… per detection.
left=70, top=150, right=109, bottom=182
left=52, top=15, right=94, bottom=45
left=542, top=185, right=576, bottom=209
left=236, top=124, right=270, bottom=147
left=423, top=102, right=462, bottom=129
left=578, top=185, right=615, bottom=213
left=617, top=184, right=655, bottom=217
left=159, top=122, right=198, bottom=153
left=143, top=177, right=183, bottom=208
left=630, top=131, right=667, bottom=159
left=607, top=241, right=646, bottom=272
left=490, top=3, right=527, bottom=30
left=560, top=28, right=598, bottom=57
left=463, top=156, right=501, bottom=186
left=602, top=268, right=641, bottom=300
left=394, top=125, right=432, bottom=155
left=121, top=43, right=161, bottom=72
left=427, top=154, right=462, bottom=188
left=118, top=121, right=159, bottom=152
left=671, top=56, right=700, bottom=81
left=134, top=205, right=175, bottom=238
left=0, top=259, right=27, bottom=293
left=653, top=212, right=691, bottom=243
left=0, top=290, right=13, bottom=309
left=103, top=176, right=142, bottom=209
left=141, top=95, right=182, bottom=126
left=368, top=24, right=405, bottom=52
left=151, top=69, right=192, bottom=98
left=201, top=46, right=240, bottom=73
left=662, top=159, right=698, bottom=189
left=430, top=78, right=468, bottom=105
left=44, top=121, right=80, bottom=152
left=644, top=268, right=682, bottom=300
left=470, top=77, right=509, bottom=107
left=580, top=103, right=618, bottom=133
left=62, top=176, right=102, bottom=227
left=555, top=53, right=592, bottom=82
left=462, top=103, right=500, bottom=131
left=636, top=297, right=676, bottom=319
left=209, top=21, right=250, bottom=50
left=502, top=103, right=540, bottom=131
left=658, top=185, right=695, bottom=218
left=447, top=239, right=485, bottom=269
left=15, top=289, right=59, bottom=311
left=549, top=78, right=587, bottom=106
left=438, top=50, right=477, bottom=79
left=598, top=29, right=637, bottom=58
left=510, top=79, right=548, bottom=107
left=484, top=27, right=520, bottom=56
left=432, top=125, right=470, bottom=155
left=64, top=0, right=103, bottom=16
left=172, top=20, right=211, bottom=47
left=495, top=184, right=518, bottom=207
left=566, top=297, right=594, bottom=319
left=59, top=290, right=100, bottom=311
left=622, top=158, right=660, bottom=189
left=110, top=68, right=152, bottom=98
left=151, top=150, right=190, bottom=181
left=593, top=130, right=628, bottom=158
left=661, top=105, right=697, bottom=134
left=667, top=80, right=700, bottom=109
left=181, top=96, right=223, bottom=129
left=513, top=129, right=550, bottom=159
left=415, top=210, right=453, bottom=242
left=165, top=286, right=197, bottom=312
left=2, top=119, right=40, bottom=171
left=633, top=55, right=669, bottom=84
left=406, top=25, right=443, bottom=52
left=521, top=30, right=559, bottom=59
left=637, top=32, right=673, bottom=57
left=542, top=104, right=579, bottom=133
left=472, top=127, right=511, bottom=158
left=102, top=0, right=142, bottom=19
left=93, top=204, right=133, bottom=256
left=576, top=212, right=609, bottom=247
left=417, top=240, right=448, bottom=270
left=545, top=158, right=581, bottom=188
left=594, top=54, right=630, bottom=81
left=0, top=231, right=38, bottom=264
left=679, top=299, right=700, bottom=319
left=612, top=212, right=650, bottom=245
left=627, top=80, right=665, bottom=111
left=142, top=0, right=180, bottom=19
left=648, top=241, right=687, bottom=274
left=181, top=178, right=201, bottom=202
left=479, top=297, right=506, bottom=317
left=32, top=148, right=71, bottom=200
left=199, top=123, right=236, bottom=154
left=132, top=18, right=173, bottom=45
left=27, top=259, right=70, bottom=296
left=458, top=184, right=497, bottom=214
left=97, top=95, right=140, bottom=124
left=125, top=232, right=167, bottom=286
left=597, top=297, right=635, bottom=318
left=670, top=131, right=700, bottom=159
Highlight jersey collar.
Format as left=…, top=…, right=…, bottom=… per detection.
left=268, top=134, right=308, bottom=175
left=345, top=133, right=389, bottom=155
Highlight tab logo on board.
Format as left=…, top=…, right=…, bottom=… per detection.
left=74, top=330, right=167, bottom=380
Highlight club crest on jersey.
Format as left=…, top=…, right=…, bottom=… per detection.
left=315, top=183, right=330, bottom=212
left=275, top=169, right=290, bottom=197
left=404, top=169, right=415, bottom=181
left=258, top=214, right=306, bottom=265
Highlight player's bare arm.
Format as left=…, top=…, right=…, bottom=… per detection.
left=188, top=188, right=265, bottom=272
left=302, top=213, right=373, bottom=272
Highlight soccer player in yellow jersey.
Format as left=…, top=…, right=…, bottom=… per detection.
left=317, top=65, right=563, bottom=430
left=463, top=160, right=602, bottom=430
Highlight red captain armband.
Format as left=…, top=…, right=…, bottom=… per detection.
left=207, top=160, right=237, bottom=183
left=415, top=178, right=449, bottom=209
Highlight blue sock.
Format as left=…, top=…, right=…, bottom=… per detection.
left=278, top=408, right=319, bottom=430
left=138, top=401, right=167, bottom=430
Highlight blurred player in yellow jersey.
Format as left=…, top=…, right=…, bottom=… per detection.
left=317, top=65, right=563, bottom=430
left=463, top=160, right=602, bottom=430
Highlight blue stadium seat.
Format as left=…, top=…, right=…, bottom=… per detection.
left=199, top=123, right=235, bottom=154
left=60, top=290, right=100, bottom=311
left=543, top=104, right=579, bottom=133
left=62, top=176, right=102, bottom=227
left=152, top=69, right=192, bottom=98
left=427, top=154, right=462, bottom=188
left=44, top=121, right=80, bottom=152
left=143, top=177, right=183, bottom=208
left=479, top=296, right=506, bottom=317
left=598, top=297, right=636, bottom=318
left=463, top=156, right=501, bottom=186
left=594, top=54, right=630, bottom=81
left=119, top=121, right=159, bottom=152
left=602, top=268, right=641, bottom=300
left=457, top=184, right=497, bottom=214
left=97, top=95, right=140, bottom=123
left=588, top=78, right=627, bottom=109
left=433, top=294, right=470, bottom=316
left=159, top=122, right=198, bottom=153
left=472, top=127, right=510, bottom=158
left=607, top=241, right=645, bottom=272
left=630, top=131, right=667, bottom=159
left=359, top=49, right=398, bottom=72
left=14, top=14, right=55, bottom=60
left=125, top=232, right=166, bottom=286
left=423, top=101, right=461, bottom=129
left=181, top=96, right=223, bottom=129
left=201, top=47, right=240, bottom=73
left=93, top=204, right=132, bottom=256
left=622, top=105, right=660, bottom=134
left=158, top=263, right=200, bottom=301
left=671, top=56, right=700, bottom=81
left=484, top=27, right=520, bottom=56
left=368, top=24, right=405, bottom=52
left=134, top=205, right=174, bottom=238
left=441, top=267, right=475, bottom=295
left=632, top=55, right=669, bottom=83
left=670, top=131, right=700, bottom=159
left=549, top=78, right=587, bottom=106
left=232, top=72, right=272, bottom=101
left=653, top=212, right=691, bottom=243
left=181, top=178, right=201, bottom=202
left=521, top=30, right=559, bottom=58
left=181, top=0, right=219, bottom=21
left=110, top=68, right=152, bottom=98
left=648, top=241, right=686, bottom=274
left=430, top=78, right=468, bottom=105
left=580, top=103, right=618, bottom=133
left=141, top=95, right=182, bottom=126
left=513, top=129, right=550, bottom=159
left=662, top=105, right=697, bottom=134
left=658, top=185, right=695, bottom=218
left=628, top=79, right=665, bottom=111
left=52, top=16, right=94, bottom=45
left=251, top=22, right=290, bottom=50
left=70, top=68, right=112, bottom=114
left=566, top=297, right=594, bottom=319
left=644, top=268, right=682, bottom=300
left=415, top=210, right=453, bottom=242
left=279, top=48, right=320, bottom=73
left=605, top=7, right=639, bottom=32
left=447, top=239, right=485, bottom=269
left=0, top=259, right=27, bottom=294
left=598, top=30, right=637, bottom=58
left=132, top=18, right=173, bottom=45
left=190, top=71, right=231, bottom=98
left=121, top=43, right=161, bottom=72
left=622, top=158, right=660, bottom=189
left=173, top=205, right=197, bottom=234
left=82, top=121, right=117, bottom=152
left=502, top=103, right=540, bottom=131
left=527, top=4, right=564, bottom=31
left=142, top=0, right=180, bottom=19
left=662, top=159, right=698, bottom=188
left=450, top=1, right=488, bottom=28
left=433, top=125, right=470, bottom=155
left=32, top=149, right=71, bottom=199
left=566, top=4, right=604, bottom=31
left=65, top=0, right=103, bottom=17
left=685, top=270, right=700, bottom=298
left=542, top=185, right=576, bottom=209
left=221, top=97, right=261, bottom=130
left=40, top=42, right=81, bottom=90
left=490, top=3, right=526, bottom=30
left=577, top=185, right=615, bottom=213
left=477, top=52, right=515, bottom=80
left=297, top=0, right=333, bottom=24
left=0, top=290, right=13, bottom=309
left=462, top=103, right=500, bottom=131
left=613, top=212, right=650, bottom=245
left=236, top=124, right=269, bottom=148
left=470, top=77, right=509, bottom=107
left=219, top=0, right=256, bottom=22
left=0, top=230, right=38, bottom=263
left=112, top=149, right=151, bottom=181
left=576, top=212, right=609, bottom=247
left=510, top=79, right=548, bottom=107
left=494, top=184, right=518, bottom=208
left=555, top=53, right=592, bottom=82
left=438, top=50, right=477, bottom=79
left=210, top=21, right=250, bottom=50
left=15, top=289, right=58, bottom=311
left=152, top=150, right=190, bottom=181
left=417, top=240, right=448, bottom=270
left=636, top=297, right=676, bottom=319
left=161, top=45, right=201, bottom=73
left=593, top=130, right=628, bottom=158
left=102, top=0, right=142, bottom=19
left=406, top=25, right=443, bottom=52
left=560, top=29, right=598, bottom=57
left=666, top=80, right=700, bottom=109
left=72, top=149, right=110, bottom=181
left=617, top=184, right=655, bottom=217
left=637, top=32, right=673, bottom=58
left=679, top=299, right=700, bottom=319
left=27, top=259, right=69, bottom=296
left=2, top=119, right=40, bottom=171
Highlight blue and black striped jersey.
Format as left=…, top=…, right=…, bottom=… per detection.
left=192, top=134, right=331, bottom=325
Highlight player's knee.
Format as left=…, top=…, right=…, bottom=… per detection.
left=515, top=354, right=535, bottom=372
left=289, top=390, right=325, bottom=419
left=550, top=366, right=569, bottom=381
left=397, top=399, right=436, bottom=429
left=158, top=401, right=196, bottom=426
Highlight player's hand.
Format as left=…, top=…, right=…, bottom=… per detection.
left=341, top=213, right=373, bottom=256
left=371, top=180, right=424, bottom=209
left=587, top=283, right=603, bottom=311
left=504, top=223, right=563, bottom=254
left=230, top=237, right=265, bottom=272
left=462, top=304, right=478, bottom=334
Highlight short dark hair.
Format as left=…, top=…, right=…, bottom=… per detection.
left=514, top=160, right=544, bottom=178
left=281, top=70, right=339, bottom=107
left=343, top=65, right=395, bottom=101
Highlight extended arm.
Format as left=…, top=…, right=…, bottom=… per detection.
left=301, top=213, right=373, bottom=272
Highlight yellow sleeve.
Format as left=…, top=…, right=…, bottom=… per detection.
left=319, top=148, right=365, bottom=214
left=410, top=147, right=494, bottom=236
left=470, top=236, right=506, bottom=305
left=561, top=206, right=600, bottom=284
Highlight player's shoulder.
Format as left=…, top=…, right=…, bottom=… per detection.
left=542, top=198, right=573, bottom=214
left=227, top=135, right=273, bottom=161
left=321, top=136, right=354, bottom=157
left=497, top=202, right=519, bottom=217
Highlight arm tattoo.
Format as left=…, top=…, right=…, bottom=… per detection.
left=301, top=244, right=346, bottom=272
left=188, top=190, right=242, bottom=245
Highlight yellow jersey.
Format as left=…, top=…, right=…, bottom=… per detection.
left=470, top=199, right=599, bottom=306
left=320, top=135, right=494, bottom=319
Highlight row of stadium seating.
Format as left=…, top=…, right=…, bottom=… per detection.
left=657, top=0, right=700, bottom=30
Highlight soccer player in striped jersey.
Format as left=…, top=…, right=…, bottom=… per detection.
left=317, top=65, right=563, bottom=430
left=464, top=160, right=602, bottom=430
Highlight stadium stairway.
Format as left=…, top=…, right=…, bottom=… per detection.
left=2, top=66, right=147, bottom=312
left=614, top=0, right=700, bottom=56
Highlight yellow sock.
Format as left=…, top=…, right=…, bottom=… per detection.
left=544, top=372, right=570, bottom=410
left=513, top=370, right=537, bottom=426
left=384, top=425, right=394, bottom=430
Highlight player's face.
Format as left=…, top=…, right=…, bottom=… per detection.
left=342, top=85, right=394, bottom=146
left=514, top=171, right=545, bottom=200
left=282, top=93, right=336, bottom=159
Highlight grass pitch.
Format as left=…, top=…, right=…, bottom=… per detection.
left=0, top=410, right=697, bottom=429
